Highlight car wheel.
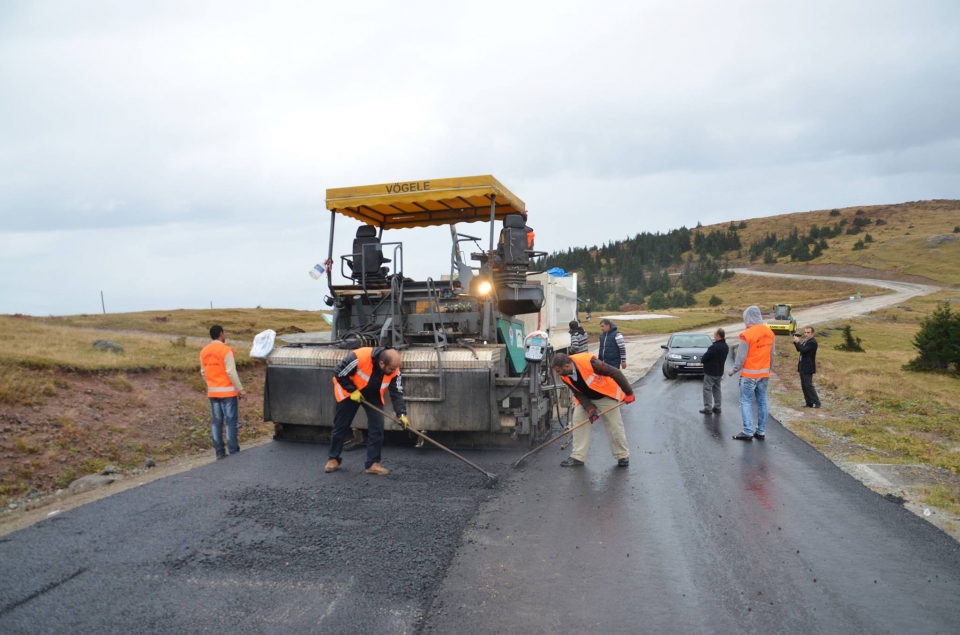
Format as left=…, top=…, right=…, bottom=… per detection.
left=662, top=362, right=677, bottom=379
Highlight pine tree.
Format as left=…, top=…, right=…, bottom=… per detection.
left=904, top=302, right=960, bottom=372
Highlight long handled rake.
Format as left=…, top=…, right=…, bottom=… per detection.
left=360, top=398, right=499, bottom=485
left=513, top=402, right=625, bottom=468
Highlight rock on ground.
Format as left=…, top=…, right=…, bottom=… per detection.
left=93, top=339, right=125, bottom=352
left=68, top=474, right=119, bottom=494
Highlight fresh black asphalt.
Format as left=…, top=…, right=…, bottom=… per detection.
left=2, top=364, right=959, bottom=634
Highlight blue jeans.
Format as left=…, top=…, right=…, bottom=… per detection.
left=210, top=396, right=240, bottom=457
left=739, top=377, right=769, bottom=436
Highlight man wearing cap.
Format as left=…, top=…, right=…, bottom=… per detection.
left=326, top=346, right=408, bottom=476
left=200, top=325, right=247, bottom=460
left=552, top=352, right=635, bottom=467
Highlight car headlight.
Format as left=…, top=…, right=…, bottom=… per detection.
left=667, top=354, right=682, bottom=360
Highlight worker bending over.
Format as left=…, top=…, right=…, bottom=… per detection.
left=326, top=346, right=408, bottom=476
left=552, top=352, right=635, bottom=468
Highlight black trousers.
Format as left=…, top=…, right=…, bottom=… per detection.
left=328, top=399, right=385, bottom=469
left=800, top=372, right=820, bottom=407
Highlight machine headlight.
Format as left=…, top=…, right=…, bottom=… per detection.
left=667, top=354, right=682, bottom=360
left=478, top=280, right=493, bottom=296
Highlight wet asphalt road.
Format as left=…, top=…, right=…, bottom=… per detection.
left=423, top=369, right=960, bottom=634
left=3, top=368, right=960, bottom=634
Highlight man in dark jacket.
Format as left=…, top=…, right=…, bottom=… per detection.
left=325, top=346, right=408, bottom=476
left=794, top=326, right=821, bottom=408
left=699, top=328, right=729, bottom=414
left=598, top=319, right=627, bottom=369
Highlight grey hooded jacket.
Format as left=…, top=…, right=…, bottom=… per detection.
left=731, top=306, right=776, bottom=375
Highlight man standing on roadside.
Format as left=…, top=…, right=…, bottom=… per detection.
left=598, top=318, right=627, bottom=369
left=552, top=352, right=635, bottom=467
left=794, top=326, right=821, bottom=408
left=728, top=307, right=776, bottom=441
left=200, top=325, right=247, bottom=460
left=568, top=320, right=589, bottom=354
left=699, top=328, right=729, bottom=414
left=326, top=347, right=408, bottom=476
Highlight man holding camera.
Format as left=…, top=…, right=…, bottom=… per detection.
left=794, top=326, right=821, bottom=408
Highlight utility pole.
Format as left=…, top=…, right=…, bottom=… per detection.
left=101, top=291, right=106, bottom=314
left=210, top=301, right=213, bottom=309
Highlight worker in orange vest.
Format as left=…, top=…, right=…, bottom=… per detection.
left=326, top=347, right=408, bottom=476
left=200, top=325, right=247, bottom=459
left=521, top=210, right=535, bottom=249
left=552, top=352, right=635, bottom=467
left=728, top=306, right=776, bottom=441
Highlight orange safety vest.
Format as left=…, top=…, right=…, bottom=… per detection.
left=740, top=324, right=775, bottom=379
left=332, top=347, right=399, bottom=406
left=200, top=341, right=238, bottom=398
left=526, top=228, right=535, bottom=249
left=559, top=352, right=624, bottom=404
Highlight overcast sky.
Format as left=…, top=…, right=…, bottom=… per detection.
left=2, top=1, right=958, bottom=316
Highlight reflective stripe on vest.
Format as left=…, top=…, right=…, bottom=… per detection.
left=200, top=341, right=238, bottom=398
left=332, top=347, right=398, bottom=405
left=740, top=324, right=775, bottom=379
left=560, top=352, right=623, bottom=404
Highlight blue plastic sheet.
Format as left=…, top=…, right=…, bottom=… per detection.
left=545, top=267, right=570, bottom=277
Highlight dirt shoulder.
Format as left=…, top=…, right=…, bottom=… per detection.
left=0, top=364, right=273, bottom=528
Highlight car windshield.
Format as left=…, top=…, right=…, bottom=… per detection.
left=670, top=335, right=712, bottom=348
left=774, top=306, right=790, bottom=319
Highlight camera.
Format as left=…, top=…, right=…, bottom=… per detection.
left=792, top=332, right=802, bottom=338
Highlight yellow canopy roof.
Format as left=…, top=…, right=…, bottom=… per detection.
left=325, top=175, right=525, bottom=230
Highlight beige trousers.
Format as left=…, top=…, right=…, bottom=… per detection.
left=570, top=395, right=629, bottom=462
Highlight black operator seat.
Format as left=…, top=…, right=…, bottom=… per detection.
left=500, top=213, right=530, bottom=266
left=350, top=225, right=390, bottom=281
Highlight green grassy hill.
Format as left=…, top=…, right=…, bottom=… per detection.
left=708, top=199, right=959, bottom=285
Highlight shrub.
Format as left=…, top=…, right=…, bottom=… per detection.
left=855, top=209, right=864, bottom=215
left=647, top=291, right=667, bottom=310
left=864, top=233, right=874, bottom=243
left=852, top=239, right=867, bottom=251
left=763, top=249, right=777, bottom=264
left=954, top=226, right=960, bottom=233
left=738, top=221, right=747, bottom=229
left=829, top=209, right=841, bottom=217
left=709, top=295, right=723, bottom=306
left=904, top=302, right=960, bottom=372
left=875, top=218, right=887, bottom=226
left=835, top=325, right=865, bottom=352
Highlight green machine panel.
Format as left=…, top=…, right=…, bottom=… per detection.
left=496, top=317, right=527, bottom=374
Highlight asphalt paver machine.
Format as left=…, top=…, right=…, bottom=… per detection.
left=263, top=175, right=569, bottom=446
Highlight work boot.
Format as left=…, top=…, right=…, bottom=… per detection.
left=732, top=433, right=753, bottom=442
left=699, top=408, right=713, bottom=414
left=617, top=458, right=629, bottom=467
left=324, top=459, right=340, bottom=473
left=712, top=407, right=722, bottom=413
left=560, top=457, right=584, bottom=467
left=365, top=462, right=390, bottom=476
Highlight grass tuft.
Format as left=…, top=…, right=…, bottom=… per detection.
left=0, top=365, right=56, bottom=405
